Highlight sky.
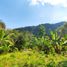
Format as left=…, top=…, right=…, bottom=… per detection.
left=0, top=0, right=67, bottom=29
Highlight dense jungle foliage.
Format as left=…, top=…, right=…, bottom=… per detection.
left=0, top=21, right=67, bottom=67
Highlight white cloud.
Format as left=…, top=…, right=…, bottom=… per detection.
left=29, top=0, right=67, bottom=7
left=29, top=0, right=39, bottom=5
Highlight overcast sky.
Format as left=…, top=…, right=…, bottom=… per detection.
left=0, top=0, right=67, bottom=29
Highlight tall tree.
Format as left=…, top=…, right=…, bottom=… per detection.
left=38, top=24, right=46, bottom=37
left=0, top=20, right=6, bottom=29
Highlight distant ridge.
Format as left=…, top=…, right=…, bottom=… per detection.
left=14, top=22, right=65, bottom=35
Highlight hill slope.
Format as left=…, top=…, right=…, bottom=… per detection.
left=15, top=22, right=65, bottom=35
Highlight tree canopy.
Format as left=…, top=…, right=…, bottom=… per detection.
left=0, top=20, right=6, bottom=29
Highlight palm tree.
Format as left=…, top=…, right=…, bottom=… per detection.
left=0, top=20, right=6, bottom=29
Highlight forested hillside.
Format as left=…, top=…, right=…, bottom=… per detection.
left=15, top=22, right=65, bottom=36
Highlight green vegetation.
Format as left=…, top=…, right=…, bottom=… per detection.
left=0, top=50, right=67, bottom=67
left=15, top=22, right=64, bottom=36
left=0, top=20, right=6, bottom=29
left=0, top=22, right=67, bottom=67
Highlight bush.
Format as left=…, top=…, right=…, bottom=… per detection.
left=0, top=50, right=67, bottom=67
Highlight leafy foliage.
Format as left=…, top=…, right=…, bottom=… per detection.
left=0, top=22, right=67, bottom=66
left=0, top=50, right=67, bottom=67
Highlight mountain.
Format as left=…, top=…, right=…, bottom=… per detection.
left=14, top=22, right=65, bottom=35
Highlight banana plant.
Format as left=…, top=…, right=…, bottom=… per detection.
left=0, top=29, right=14, bottom=53
left=50, top=31, right=62, bottom=54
